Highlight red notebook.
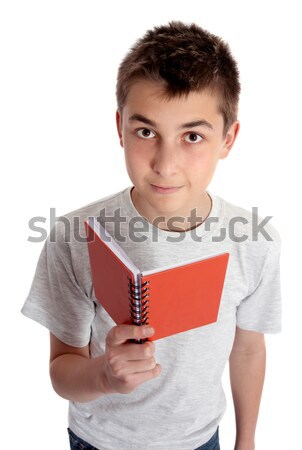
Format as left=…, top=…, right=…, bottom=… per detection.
left=85, top=218, right=229, bottom=341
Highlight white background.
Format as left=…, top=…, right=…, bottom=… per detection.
left=1, top=1, right=301, bottom=448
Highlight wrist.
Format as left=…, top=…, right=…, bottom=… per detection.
left=234, top=438, right=255, bottom=450
left=235, top=446, right=255, bottom=450
left=96, top=355, right=115, bottom=395
left=235, top=443, right=255, bottom=450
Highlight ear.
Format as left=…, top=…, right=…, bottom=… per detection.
left=115, top=109, right=124, bottom=147
left=219, top=120, right=240, bottom=160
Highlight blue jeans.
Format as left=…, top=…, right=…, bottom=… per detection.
left=68, top=428, right=98, bottom=450
left=68, top=427, right=220, bottom=450
left=195, top=428, right=220, bottom=450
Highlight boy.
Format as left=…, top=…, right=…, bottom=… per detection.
left=22, top=21, right=281, bottom=450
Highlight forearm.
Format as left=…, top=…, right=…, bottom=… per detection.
left=49, top=353, right=109, bottom=403
left=229, top=345, right=266, bottom=450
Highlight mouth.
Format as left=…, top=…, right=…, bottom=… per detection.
left=150, top=184, right=183, bottom=194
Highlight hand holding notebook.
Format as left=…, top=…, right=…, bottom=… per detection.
left=100, top=323, right=162, bottom=394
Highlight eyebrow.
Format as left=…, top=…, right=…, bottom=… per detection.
left=128, top=113, right=214, bottom=130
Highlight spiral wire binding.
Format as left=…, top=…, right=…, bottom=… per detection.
left=128, top=278, right=150, bottom=343
left=128, top=278, right=150, bottom=325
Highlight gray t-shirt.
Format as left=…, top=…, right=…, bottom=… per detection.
left=21, top=187, right=281, bottom=450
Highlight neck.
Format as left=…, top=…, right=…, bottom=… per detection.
left=131, top=188, right=212, bottom=232
left=156, top=194, right=212, bottom=232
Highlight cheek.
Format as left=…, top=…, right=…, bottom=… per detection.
left=191, top=151, right=218, bottom=171
left=123, top=145, right=149, bottom=181
left=189, top=151, right=220, bottom=185
left=124, top=147, right=145, bottom=166
left=124, top=137, right=152, bottom=164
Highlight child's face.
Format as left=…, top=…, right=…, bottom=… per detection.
left=116, top=79, right=239, bottom=229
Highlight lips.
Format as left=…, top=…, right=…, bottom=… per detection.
left=151, top=184, right=182, bottom=194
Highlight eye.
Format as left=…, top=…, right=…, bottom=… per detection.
left=183, top=132, right=204, bottom=144
left=136, top=128, right=156, bottom=139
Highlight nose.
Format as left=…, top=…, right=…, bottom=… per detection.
left=152, top=142, right=178, bottom=177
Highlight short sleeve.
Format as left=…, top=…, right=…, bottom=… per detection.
left=21, top=222, right=96, bottom=347
left=236, top=239, right=282, bottom=334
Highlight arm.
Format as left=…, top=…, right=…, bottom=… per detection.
left=49, top=325, right=161, bottom=403
left=229, top=327, right=266, bottom=450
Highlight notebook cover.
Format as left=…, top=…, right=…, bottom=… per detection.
left=142, top=253, right=229, bottom=340
left=85, top=221, right=133, bottom=325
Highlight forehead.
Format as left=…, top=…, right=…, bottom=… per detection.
left=122, top=79, right=223, bottom=128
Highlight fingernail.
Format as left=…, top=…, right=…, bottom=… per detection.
left=143, top=326, right=155, bottom=337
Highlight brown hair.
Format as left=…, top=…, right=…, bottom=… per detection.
left=116, top=21, right=240, bottom=135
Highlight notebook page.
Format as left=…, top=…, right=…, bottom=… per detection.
left=142, top=252, right=227, bottom=277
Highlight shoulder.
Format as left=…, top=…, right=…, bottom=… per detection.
left=210, top=194, right=281, bottom=284
left=50, top=187, right=129, bottom=241
left=45, top=187, right=131, bottom=264
left=210, top=194, right=281, bottom=297
left=213, top=194, right=281, bottom=248
left=63, top=188, right=129, bottom=223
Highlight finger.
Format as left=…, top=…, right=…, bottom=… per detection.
left=106, top=324, right=155, bottom=347
left=110, top=356, right=158, bottom=379
left=112, top=363, right=162, bottom=394
left=126, top=363, right=162, bottom=386
left=117, top=341, right=155, bottom=361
